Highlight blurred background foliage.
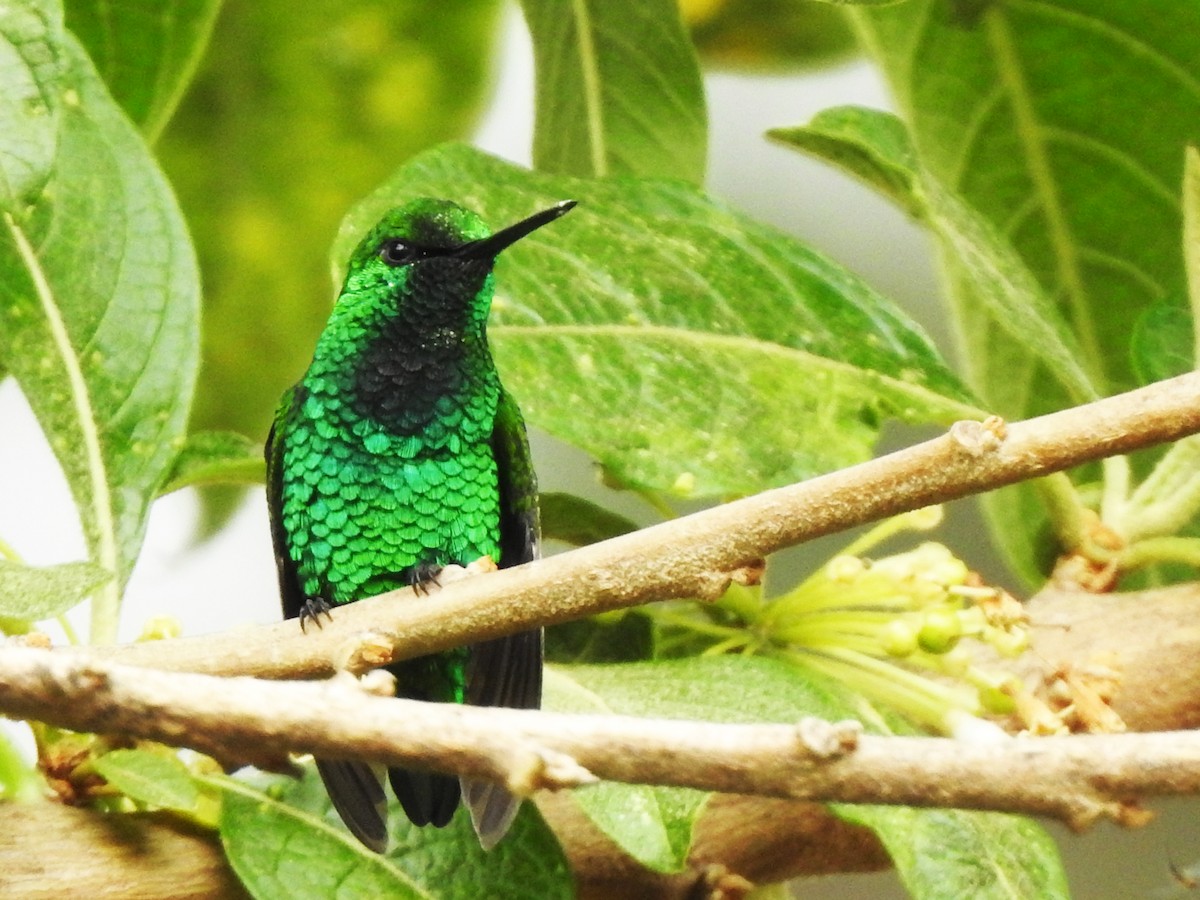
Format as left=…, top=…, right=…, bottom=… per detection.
left=64, top=0, right=857, bottom=528
left=157, top=0, right=504, bottom=448
left=74, top=0, right=856, bottom=457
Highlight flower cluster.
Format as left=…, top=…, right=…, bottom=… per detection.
left=653, top=507, right=1039, bottom=736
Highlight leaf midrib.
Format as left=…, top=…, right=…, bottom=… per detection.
left=494, top=322, right=983, bottom=418
left=3, top=211, right=119, bottom=641
left=203, top=775, right=433, bottom=899
left=569, top=0, right=607, bottom=176
left=983, top=8, right=1103, bottom=387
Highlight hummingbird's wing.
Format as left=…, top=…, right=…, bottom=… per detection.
left=462, top=388, right=544, bottom=848
left=267, top=386, right=388, bottom=852
left=316, top=759, right=388, bottom=853
left=265, top=387, right=307, bottom=622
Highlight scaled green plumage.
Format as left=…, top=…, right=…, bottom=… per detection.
left=266, top=197, right=573, bottom=851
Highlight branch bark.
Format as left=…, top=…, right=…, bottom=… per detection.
left=0, top=803, right=247, bottom=899
left=2, top=645, right=1199, bottom=830
left=84, top=371, right=1200, bottom=680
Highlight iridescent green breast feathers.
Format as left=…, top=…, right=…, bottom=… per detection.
left=266, top=197, right=574, bottom=851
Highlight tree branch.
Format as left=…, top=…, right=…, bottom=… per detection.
left=2, top=645, right=1199, bottom=829
left=0, top=804, right=248, bottom=900
left=7, top=374, right=1200, bottom=894
left=85, top=371, right=1200, bottom=679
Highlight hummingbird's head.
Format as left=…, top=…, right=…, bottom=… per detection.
left=344, top=197, right=576, bottom=298
left=325, top=198, right=575, bottom=429
left=336, top=197, right=574, bottom=343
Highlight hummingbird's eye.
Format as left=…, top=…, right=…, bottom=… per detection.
left=379, top=239, right=419, bottom=266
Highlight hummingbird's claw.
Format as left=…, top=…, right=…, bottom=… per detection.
left=408, top=561, right=444, bottom=595
left=299, top=596, right=334, bottom=633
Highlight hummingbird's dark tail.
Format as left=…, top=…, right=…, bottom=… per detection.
left=315, top=758, right=388, bottom=853
left=388, top=768, right=459, bottom=828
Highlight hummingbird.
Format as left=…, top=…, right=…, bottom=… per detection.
left=265, top=197, right=575, bottom=851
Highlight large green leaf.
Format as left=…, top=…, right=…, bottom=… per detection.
left=210, top=768, right=572, bottom=900
left=215, top=775, right=431, bottom=900
left=94, top=748, right=200, bottom=813
left=520, top=0, right=706, bottom=183
left=539, top=492, right=637, bottom=546
left=162, top=0, right=501, bottom=464
left=158, top=429, right=264, bottom=495
left=544, top=656, right=874, bottom=873
left=0, top=0, right=65, bottom=212
left=770, top=105, right=1098, bottom=582
left=65, top=0, right=223, bottom=142
left=334, top=143, right=979, bottom=498
left=770, top=106, right=1098, bottom=407
left=851, top=1, right=1200, bottom=582
left=0, top=558, right=111, bottom=623
left=0, top=36, right=199, bottom=642
left=836, top=806, right=1070, bottom=900
left=854, top=1, right=1200, bottom=398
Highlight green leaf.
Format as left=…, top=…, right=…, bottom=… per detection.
left=850, top=3, right=1200, bottom=582
left=0, top=0, right=66, bottom=211
left=772, top=102, right=1116, bottom=584
left=835, top=807, right=1069, bottom=900
left=385, top=802, right=572, bottom=900
left=519, top=0, right=707, bottom=182
left=0, top=728, right=40, bottom=801
left=210, top=768, right=572, bottom=900
left=214, top=775, right=430, bottom=900
left=336, top=143, right=979, bottom=498
left=854, top=1, right=1200, bottom=399
left=771, top=106, right=1098, bottom=407
left=545, top=612, right=654, bottom=664
left=93, top=748, right=199, bottom=813
left=0, top=558, right=111, bottom=622
left=164, top=1, right=502, bottom=472
left=770, top=106, right=924, bottom=217
left=544, top=656, right=870, bottom=873
left=1184, top=145, right=1200, bottom=363
left=64, top=0, right=222, bottom=142
left=1131, top=295, right=1193, bottom=385
left=540, top=492, right=637, bottom=546
left=159, top=430, right=265, bottom=496
left=0, top=36, right=200, bottom=642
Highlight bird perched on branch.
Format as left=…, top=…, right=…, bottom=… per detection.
left=266, top=197, right=575, bottom=850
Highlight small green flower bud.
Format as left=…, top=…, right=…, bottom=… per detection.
left=917, top=607, right=962, bottom=654
left=939, top=645, right=972, bottom=676
left=979, top=682, right=1017, bottom=714
left=989, top=626, right=1030, bottom=657
left=880, top=619, right=919, bottom=657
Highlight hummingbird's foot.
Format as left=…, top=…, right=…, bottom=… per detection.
left=408, top=562, right=444, bottom=596
left=299, top=597, right=333, bottom=633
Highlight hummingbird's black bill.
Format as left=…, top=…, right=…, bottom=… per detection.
left=455, top=199, right=576, bottom=261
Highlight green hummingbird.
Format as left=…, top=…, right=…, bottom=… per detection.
left=265, top=197, right=575, bottom=851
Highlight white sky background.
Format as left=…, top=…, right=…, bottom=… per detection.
left=1, top=5, right=1198, bottom=896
